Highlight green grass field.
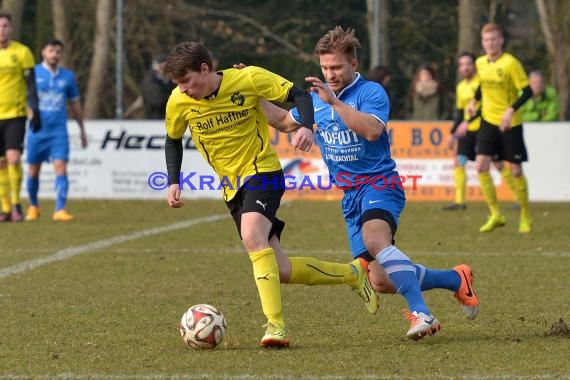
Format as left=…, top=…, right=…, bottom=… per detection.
left=1, top=199, right=569, bottom=379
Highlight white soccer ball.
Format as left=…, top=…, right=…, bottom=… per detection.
left=179, top=304, right=227, bottom=349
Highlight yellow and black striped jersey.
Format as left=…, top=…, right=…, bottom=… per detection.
left=166, top=66, right=293, bottom=201
left=0, top=41, right=35, bottom=119
left=456, top=74, right=481, bottom=132
left=475, top=52, right=528, bottom=127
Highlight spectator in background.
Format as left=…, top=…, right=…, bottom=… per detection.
left=368, top=65, right=393, bottom=116
left=522, top=70, right=560, bottom=122
left=407, top=64, right=443, bottom=120
left=140, top=54, right=175, bottom=119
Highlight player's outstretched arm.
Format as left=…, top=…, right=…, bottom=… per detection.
left=70, top=100, right=88, bottom=148
left=165, top=135, right=184, bottom=208
left=260, top=100, right=299, bottom=133
left=305, top=76, right=383, bottom=141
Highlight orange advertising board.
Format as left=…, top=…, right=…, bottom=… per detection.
left=272, top=121, right=514, bottom=201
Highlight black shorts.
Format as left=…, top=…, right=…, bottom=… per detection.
left=456, top=130, right=477, bottom=161
left=0, top=117, right=26, bottom=155
left=225, top=170, right=286, bottom=241
left=356, top=208, right=397, bottom=263
left=476, top=119, right=528, bottom=163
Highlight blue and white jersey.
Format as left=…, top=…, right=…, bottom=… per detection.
left=291, top=73, right=396, bottom=189
left=34, top=63, right=80, bottom=133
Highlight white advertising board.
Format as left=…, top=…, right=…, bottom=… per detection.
left=22, top=120, right=570, bottom=202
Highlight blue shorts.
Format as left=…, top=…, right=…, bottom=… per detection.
left=26, top=132, right=69, bottom=164
left=341, top=176, right=406, bottom=259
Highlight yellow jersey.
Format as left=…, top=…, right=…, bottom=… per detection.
left=475, top=52, right=528, bottom=127
left=166, top=66, right=293, bottom=201
left=456, top=74, right=481, bottom=132
left=0, top=41, right=35, bottom=119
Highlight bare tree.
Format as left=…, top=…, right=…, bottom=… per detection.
left=457, top=0, right=484, bottom=54
left=1, top=0, right=24, bottom=40
left=52, top=0, right=70, bottom=67
left=84, top=0, right=112, bottom=119
left=535, top=0, right=568, bottom=120
left=366, top=0, right=391, bottom=70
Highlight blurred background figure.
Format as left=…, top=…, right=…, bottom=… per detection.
left=522, top=70, right=560, bottom=122
left=368, top=65, right=393, bottom=116
left=407, top=64, right=444, bottom=120
left=140, top=54, right=174, bottom=119
left=368, top=64, right=391, bottom=88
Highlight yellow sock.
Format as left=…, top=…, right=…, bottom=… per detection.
left=0, top=167, right=10, bottom=213
left=501, top=166, right=519, bottom=203
left=478, top=172, right=500, bottom=216
left=249, top=248, right=284, bottom=328
left=8, top=163, right=22, bottom=205
left=454, top=166, right=467, bottom=205
left=514, top=175, right=531, bottom=220
left=288, top=256, right=355, bottom=285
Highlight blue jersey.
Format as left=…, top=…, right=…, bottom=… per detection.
left=291, top=73, right=395, bottom=189
left=34, top=63, right=80, bottom=133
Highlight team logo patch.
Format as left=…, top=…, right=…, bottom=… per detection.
left=497, top=68, right=504, bottom=77
left=231, top=92, right=245, bottom=106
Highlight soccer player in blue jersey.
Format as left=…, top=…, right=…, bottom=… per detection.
left=25, top=39, right=87, bottom=221
left=262, top=26, right=480, bottom=340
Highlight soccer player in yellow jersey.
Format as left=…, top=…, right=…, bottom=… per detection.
left=161, top=42, right=378, bottom=348
left=0, top=11, right=41, bottom=222
left=469, top=23, right=533, bottom=233
left=444, top=51, right=518, bottom=211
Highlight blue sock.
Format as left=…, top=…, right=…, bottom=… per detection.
left=377, top=246, right=430, bottom=315
left=414, top=264, right=461, bottom=292
left=54, top=175, right=68, bottom=211
left=27, top=176, right=39, bottom=207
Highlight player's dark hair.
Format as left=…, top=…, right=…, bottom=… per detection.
left=0, top=10, right=12, bottom=22
left=42, top=39, right=64, bottom=49
left=162, top=42, right=213, bottom=80
left=314, top=26, right=361, bottom=60
left=457, top=51, right=476, bottom=63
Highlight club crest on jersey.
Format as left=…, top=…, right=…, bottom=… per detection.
left=496, top=68, right=503, bottom=77
left=231, top=92, right=245, bottom=106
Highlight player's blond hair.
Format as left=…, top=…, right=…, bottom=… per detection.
left=314, top=26, right=361, bottom=60
left=481, top=23, right=503, bottom=37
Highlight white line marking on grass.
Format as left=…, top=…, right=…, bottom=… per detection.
left=0, top=214, right=228, bottom=280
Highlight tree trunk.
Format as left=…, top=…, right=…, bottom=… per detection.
left=457, top=0, right=483, bottom=55
left=2, top=0, right=24, bottom=40
left=366, top=0, right=390, bottom=70
left=535, top=0, right=568, bottom=120
left=84, top=0, right=112, bottom=119
left=51, top=0, right=70, bottom=67
left=380, top=0, right=390, bottom=67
